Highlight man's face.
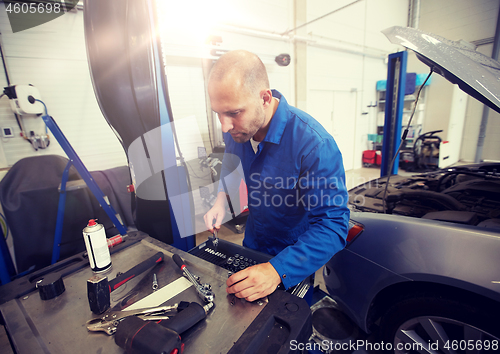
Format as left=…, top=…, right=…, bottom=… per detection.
left=208, top=79, right=265, bottom=144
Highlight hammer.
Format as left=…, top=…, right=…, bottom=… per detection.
left=87, top=252, right=164, bottom=314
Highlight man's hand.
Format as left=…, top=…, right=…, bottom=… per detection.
left=226, top=262, right=281, bottom=302
left=203, top=192, right=227, bottom=233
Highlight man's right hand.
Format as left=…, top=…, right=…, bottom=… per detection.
left=203, top=192, right=227, bottom=233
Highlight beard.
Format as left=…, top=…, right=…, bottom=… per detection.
left=229, top=132, right=252, bottom=143
left=229, top=106, right=266, bottom=143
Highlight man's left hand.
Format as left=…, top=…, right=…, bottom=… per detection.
left=226, top=262, right=281, bottom=302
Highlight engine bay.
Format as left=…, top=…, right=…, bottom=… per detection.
left=348, top=163, right=500, bottom=228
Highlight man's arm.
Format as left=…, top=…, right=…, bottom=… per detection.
left=203, top=134, right=243, bottom=232
left=204, top=191, right=227, bottom=232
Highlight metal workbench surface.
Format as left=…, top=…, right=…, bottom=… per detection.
left=0, top=236, right=279, bottom=353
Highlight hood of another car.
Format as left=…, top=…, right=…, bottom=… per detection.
left=382, top=26, right=500, bottom=114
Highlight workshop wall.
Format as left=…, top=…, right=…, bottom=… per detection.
left=304, top=0, right=410, bottom=170
left=409, top=0, right=500, bottom=162
left=0, top=5, right=127, bottom=171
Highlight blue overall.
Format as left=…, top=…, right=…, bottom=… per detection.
left=219, top=90, right=350, bottom=289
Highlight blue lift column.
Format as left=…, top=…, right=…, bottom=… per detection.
left=380, top=51, right=408, bottom=177
left=147, top=0, right=194, bottom=251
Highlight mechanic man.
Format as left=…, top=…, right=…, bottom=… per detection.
left=204, top=50, right=350, bottom=302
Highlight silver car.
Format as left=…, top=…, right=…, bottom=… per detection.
left=324, top=27, right=500, bottom=353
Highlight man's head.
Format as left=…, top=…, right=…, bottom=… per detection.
left=208, top=50, right=275, bottom=143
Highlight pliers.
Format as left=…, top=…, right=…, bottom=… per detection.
left=86, top=304, right=178, bottom=335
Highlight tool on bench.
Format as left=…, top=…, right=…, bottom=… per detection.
left=114, top=302, right=214, bottom=354
left=86, top=303, right=179, bottom=335
left=172, top=254, right=214, bottom=303
left=152, top=273, right=158, bottom=291
left=87, top=252, right=164, bottom=314
left=208, top=228, right=218, bottom=250
left=36, top=273, right=65, bottom=300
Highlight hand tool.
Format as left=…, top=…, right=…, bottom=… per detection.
left=172, top=254, right=214, bottom=303
left=208, top=228, right=218, bottom=249
left=152, top=273, right=158, bottom=291
left=87, top=252, right=164, bottom=314
left=106, top=234, right=126, bottom=248
left=115, top=316, right=182, bottom=354
left=86, top=303, right=178, bottom=335
left=114, top=302, right=214, bottom=354
left=36, top=273, right=65, bottom=300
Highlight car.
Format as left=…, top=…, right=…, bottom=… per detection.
left=323, top=26, right=500, bottom=353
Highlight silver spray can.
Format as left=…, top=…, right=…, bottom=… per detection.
left=83, top=219, right=112, bottom=272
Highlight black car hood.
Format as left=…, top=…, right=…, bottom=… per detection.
left=383, top=26, right=500, bottom=114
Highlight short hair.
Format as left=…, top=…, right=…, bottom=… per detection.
left=209, top=50, right=270, bottom=96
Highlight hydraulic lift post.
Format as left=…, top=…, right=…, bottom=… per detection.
left=380, top=51, right=408, bottom=177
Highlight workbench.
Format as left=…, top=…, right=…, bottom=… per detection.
left=0, top=232, right=311, bottom=353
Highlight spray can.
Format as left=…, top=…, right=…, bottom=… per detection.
left=83, top=219, right=112, bottom=272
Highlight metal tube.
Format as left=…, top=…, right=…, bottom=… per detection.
left=408, top=0, right=421, bottom=29
left=475, top=4, right=500, bottom=162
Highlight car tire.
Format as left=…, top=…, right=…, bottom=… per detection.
left=379, top=295, right=500, bottom=353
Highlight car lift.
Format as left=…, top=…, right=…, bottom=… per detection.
left=0, top=102, right=129, bottom=285
left=380, top=51, right=408, bottom=177
left=38, top=104, right=128, bottom=265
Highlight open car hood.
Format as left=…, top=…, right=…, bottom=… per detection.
left=383, top=26, right=500, bottom=114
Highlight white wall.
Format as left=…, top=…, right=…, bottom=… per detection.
left=0, top=4, right=127, bottom=171
left=410, top=0, right=500, bottom=162
left=305, top=0, right=410, bottom=170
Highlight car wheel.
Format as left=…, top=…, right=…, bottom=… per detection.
left=379, top=296, right=500, bottom=353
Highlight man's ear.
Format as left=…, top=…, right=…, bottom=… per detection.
left=261, top=89, right=273, bottom=107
